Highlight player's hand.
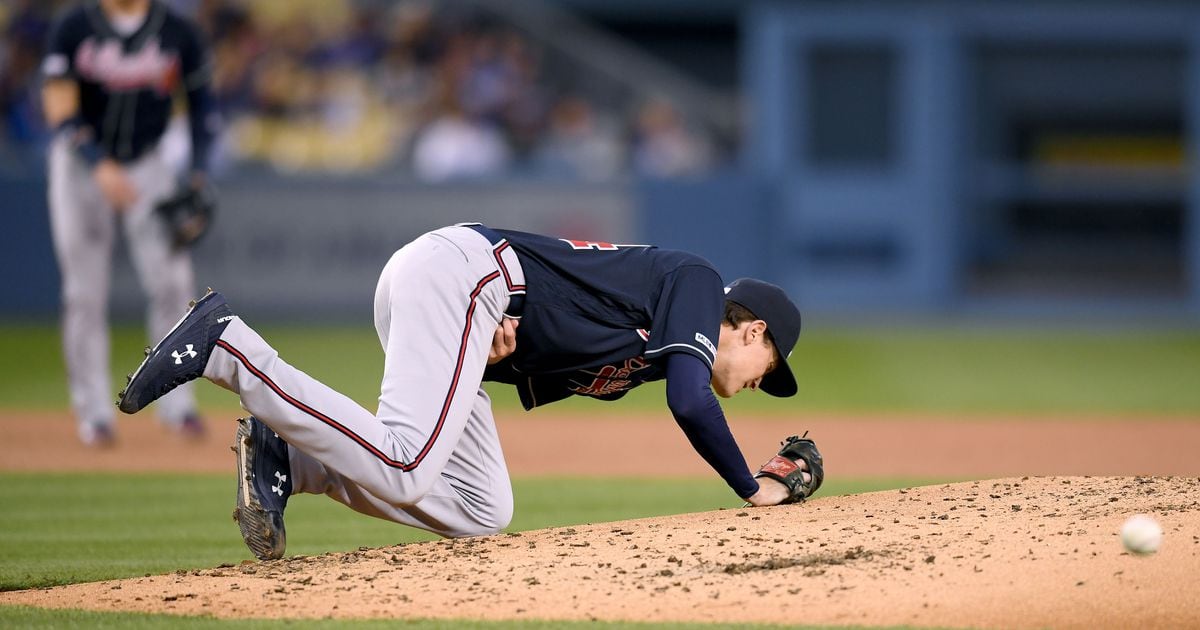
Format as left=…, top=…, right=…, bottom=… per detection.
left=487, top=317, right=519, bottom=365
left=745, top=465, right=811, bottom=506
left=93, top=159, right=138, bottom=212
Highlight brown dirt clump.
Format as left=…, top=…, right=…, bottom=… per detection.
left=3, top=476, right=1198, bottom=628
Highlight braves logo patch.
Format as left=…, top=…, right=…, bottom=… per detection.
left=569, top=357, right=653, bottom=396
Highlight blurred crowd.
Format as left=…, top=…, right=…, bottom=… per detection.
left=0, top=0, right=717, bottom=179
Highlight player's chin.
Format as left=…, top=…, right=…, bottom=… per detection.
left=711, top=383, right=737, bottom=398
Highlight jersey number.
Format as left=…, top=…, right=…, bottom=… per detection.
left=561, top=239, right=619, bottom=251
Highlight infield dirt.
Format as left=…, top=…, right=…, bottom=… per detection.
left=2, top=412, right=1199, bottom=628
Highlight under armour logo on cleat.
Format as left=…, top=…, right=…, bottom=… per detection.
left=172, top=344, right=197, bottom=364
left=272, top=471, right=287, bottom=496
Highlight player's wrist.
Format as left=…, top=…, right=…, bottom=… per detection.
left=745, top=476, right=790, bottom=506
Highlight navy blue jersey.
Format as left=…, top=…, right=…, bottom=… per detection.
left=482, top=229, right=725, bottom=410
left=42, top=1, right=216, bottom=168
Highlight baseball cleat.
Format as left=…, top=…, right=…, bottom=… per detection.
left=233, top=416, right=291, bottom=561
left=116, top=290, right=235, bottom=414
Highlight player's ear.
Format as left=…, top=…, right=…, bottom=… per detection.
left=745, top=320, right=768, bottom=345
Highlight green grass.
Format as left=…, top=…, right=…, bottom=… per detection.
left=1, top=323, right=1197, bottom=415
left=791, top=328, right=1200, bottom=414
left=0, top=606, right=932, bottom=630
left=0, top=473, right=924, bottom=592
left=0, top=473, right=940, bottom=627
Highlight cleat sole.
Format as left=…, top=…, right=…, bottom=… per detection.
left=233, top=418, right=286, bottom=561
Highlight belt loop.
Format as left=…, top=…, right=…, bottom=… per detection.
left=505, top=294, right=525, bottom=319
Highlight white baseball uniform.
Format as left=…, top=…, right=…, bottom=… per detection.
left=204, top=226, right=522, bottom=536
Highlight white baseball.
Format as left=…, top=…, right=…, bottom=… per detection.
left=1120, top=514, right=1163, bottom=555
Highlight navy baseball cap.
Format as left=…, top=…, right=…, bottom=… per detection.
left=723, top=278, right=802, bottom=397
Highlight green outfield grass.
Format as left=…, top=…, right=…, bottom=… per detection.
left=0, top=473, right=932, bottom=592
left=0, top=323, right=1198, bottom=415
left=0, top=606, right=933, bottom=630
left=0, top=472, right=939, bottom=627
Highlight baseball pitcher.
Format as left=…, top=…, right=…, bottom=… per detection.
left=42, top=0, right=219, bottom=445
left=117, top=224, right=823, bottom=560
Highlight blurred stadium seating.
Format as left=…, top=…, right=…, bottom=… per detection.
left=2, top=0, right=1198, bottom=318
left=0, top=0, right=725, bottom=179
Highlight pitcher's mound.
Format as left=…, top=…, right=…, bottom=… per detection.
left=4, top=476, right=1198, bottom=628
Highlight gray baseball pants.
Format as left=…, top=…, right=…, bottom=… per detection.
left=203, top=226, right=522, bottom=537
left=48, top=136, right=198, bottom=431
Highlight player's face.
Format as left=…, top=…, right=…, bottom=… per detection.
left=710, top=321, right=779, bottom=398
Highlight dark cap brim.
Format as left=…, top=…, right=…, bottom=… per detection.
left=758, top=343, right=797, bottom=397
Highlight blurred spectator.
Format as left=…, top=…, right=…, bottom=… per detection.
left=534, top=95, right=621, bottom=180
left=494, top=31, right=548, bottom=159
left=631, top=97, right=714, bottom=178
left=0, top=0, right=56, bottom=149
left=412, top=98, right=511, bottom=181
left=0, top=0, right=721, bottom=179
left=206, top=1, right=262, bottom=115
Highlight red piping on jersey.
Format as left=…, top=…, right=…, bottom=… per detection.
left=214, top=270, right=501, bottom=472
left=493, top=241, right=526, bottom=292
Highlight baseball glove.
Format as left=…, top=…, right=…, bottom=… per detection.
left=155, top=184, right=216, bottom=249
left=754, top=433, right=824, bottom=503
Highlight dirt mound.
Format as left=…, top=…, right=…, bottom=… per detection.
left=4, top=476, right=1198, bottom=628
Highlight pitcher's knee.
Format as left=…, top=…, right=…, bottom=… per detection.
left=450, top=524, right=499, bottom=538
left=468, top=492, right=514, bottom=536
left=451, top=515, right=509, bottom=538
left=489, top=496, right=514, bottom=531
left=440, top=491, right=512, bottom=538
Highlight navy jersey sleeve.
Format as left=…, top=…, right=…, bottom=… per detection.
left=41, top=10, right=84, bottom=80
left=665, top=353, right=759, bottom=498
left=177, top=18, right=218, bottom=173
left=643, top=265, right=724, bottom=370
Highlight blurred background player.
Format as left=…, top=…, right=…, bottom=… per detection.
left=41, top=0, right=219, bottom=446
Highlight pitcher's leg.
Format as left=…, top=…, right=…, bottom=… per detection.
left=205, top=233, right=507, bottom=508
left=371, top=231, right=506, bottom=485
left=48, top=139, right=116, bottom=437
left=289, top=387, right=513, bottom=537
left=428, top=387, right=513, bottom=533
